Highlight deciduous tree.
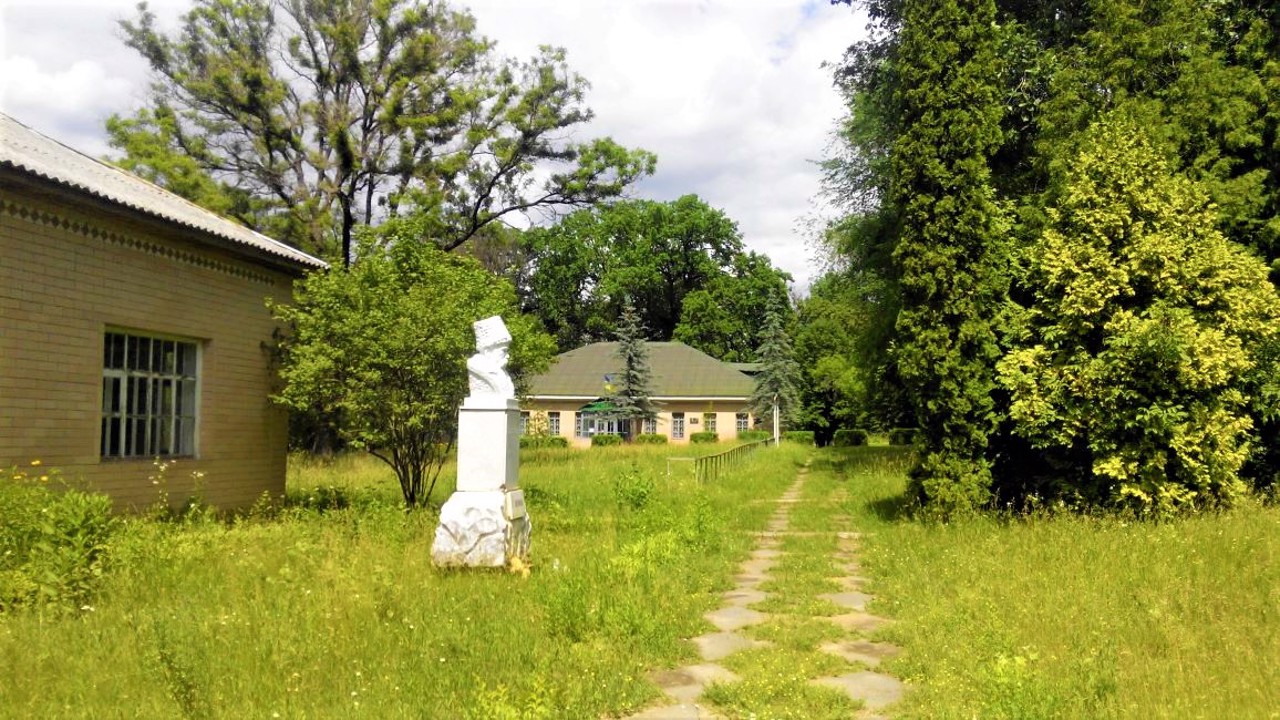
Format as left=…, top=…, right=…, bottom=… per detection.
left=113, top=0, right=655, bottom=263
left=269, top=223, right=554, bottom=508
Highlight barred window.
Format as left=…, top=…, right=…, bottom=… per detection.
left=101, top=331, right=198, bottom=459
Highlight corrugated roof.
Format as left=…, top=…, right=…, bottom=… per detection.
left=529, top=342, right=755, bottom=399
left=0, top=112, right=326, bottom=272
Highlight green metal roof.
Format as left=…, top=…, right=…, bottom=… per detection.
left=529, top=342, right=754, bottom=399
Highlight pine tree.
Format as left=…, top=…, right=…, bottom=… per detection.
left=607, top=298, right=659, bottom=439
left=890, top=0, right=1009, bottom=515
left=750, top=300, right=801, bottom=439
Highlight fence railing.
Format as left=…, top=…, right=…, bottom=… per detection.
left=690, top=437, right=775, bottom=482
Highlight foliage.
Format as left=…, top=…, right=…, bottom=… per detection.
left=997, top=119, right=1280, bottom=514
left=689, top=432, right=719, bottom=445
left=737, top=430, right=770, bottom=443
left=1, top=465, right=117, bottom=613
left=519, top=435, right=568, bottom=450
left=112, top=0, right=655, bottom=261
left=633, top=433, right=668, bottom=445
left=750, top=300, right=802, bottom=430
left=782, top=431, right=815, bottom=445
left=590, top=434, right=623, bottom=447
left=831, top=429, right=869, bottom=447
left=673, top=252, right=793, bottom=362
left=270, top=227, right=554, bottom=507
left=610, top=464, right=656, bottom=511
left=604, top=298, right=659, bottom=436
left=519, top=195, right=789, bottom=350
left=793, top=274, right=876, bottom=444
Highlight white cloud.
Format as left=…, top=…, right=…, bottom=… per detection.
left=0, top=0, right=868, bottom=287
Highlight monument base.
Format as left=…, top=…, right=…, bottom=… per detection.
left=431, top=489, right=531, bottom=567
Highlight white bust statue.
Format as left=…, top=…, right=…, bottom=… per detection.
left=467, top=316, right=516, bottom=399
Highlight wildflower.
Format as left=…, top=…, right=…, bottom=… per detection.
left=39, top=475, right=48, bottom=482
left=30, top=459, right=41, bottom=466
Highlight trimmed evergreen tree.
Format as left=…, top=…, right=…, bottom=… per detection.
left=607, top=298, right=659, bottom=439
left=890, top=0, right=1009, bottom=515
left=750, top=300, right=802, bottom=437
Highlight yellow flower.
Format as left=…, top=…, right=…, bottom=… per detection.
left=39, top=475, right=49, bottom=482
left=30, top=459, right=41, bottom=466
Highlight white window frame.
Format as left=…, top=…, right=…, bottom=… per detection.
left=736, top=413, right=749, bottom=431
left=704, top=412, right=717, bottom=433
left=548, top=411, right=561, bottom=436
left=642, top=417, right=657, bottom=435
left=672, top=412, right=685, bottom=440
left=101, top=329, right=200, bottom=459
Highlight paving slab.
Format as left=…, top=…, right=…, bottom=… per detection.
left=650, top=664, right=741, bottom=704
left=626, top=703, right=709, bottom=720
left=692, top=631, right=761, bottom=661
left=827, top=612, right=893, bottom=634
left=819, top=591, right=873, bottom=612
left=705, top=605, right=769, bottom=632
left=722, top=588, right=768, bottom=606
left=739, top=558, right=776, bottom=576
left=818, top=640, right=902, bottom=667
left=810, top=671, right=905, bottom=710
left=750, top=548, right=784, bottom=559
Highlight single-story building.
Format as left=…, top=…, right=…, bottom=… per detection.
left=0, top=113, right=326, bottom=510
left=523, top=341, right=758, bottom=446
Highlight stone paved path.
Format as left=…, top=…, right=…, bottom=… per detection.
left=623, top=463, right=906, bottom=719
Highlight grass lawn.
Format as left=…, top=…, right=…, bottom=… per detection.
left=831, top=446, right=1280, bottom=719
left=0, top=442, right=808, bottom=718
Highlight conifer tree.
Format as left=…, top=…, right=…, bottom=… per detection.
left=607, top=298, right=659, bottom=438
left=750, top=300, right=801, bottom=438
left=890, top=0, right=1009, bottom=515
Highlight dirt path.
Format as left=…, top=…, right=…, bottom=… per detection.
left=625, top=462, right=905, bottom=719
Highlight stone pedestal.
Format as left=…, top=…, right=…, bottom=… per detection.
left=432, top=398, right=531, bottom=567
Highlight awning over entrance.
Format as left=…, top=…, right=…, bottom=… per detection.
left=578, top=399, right=618, bottom=414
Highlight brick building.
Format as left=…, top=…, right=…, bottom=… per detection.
left=0, top=113, right=325, bottom=509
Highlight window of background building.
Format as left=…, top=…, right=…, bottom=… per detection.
left=672, top=412, right=685, bottom=439
left=548, top=411, right=560, bottom=435
left=736, top=413, right=749, bottom=431
left=703, top=412, right=717, bottom=433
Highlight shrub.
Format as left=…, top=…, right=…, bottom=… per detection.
left=612, top=464, right=655, bottom=511
left=783, top=430, right=815, bottom=445
left=591, top=434, right=623, bottom=447
left=832, top=429, right=869, bottom=447
left=737, top=430, right=769, bottom=442
left=1, top=466, right=118, bottom=613
left=888, top=427, right=917, bottom=446
left=690, top=431, right=719, bottom=444
left=634, top=433, right=668, bottom=445
left=520, top=435, right=569, bottom=450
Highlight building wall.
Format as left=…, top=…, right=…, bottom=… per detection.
left=0, top=177, right=297, bottom=510
left=522, top=399, right=756, bottom=447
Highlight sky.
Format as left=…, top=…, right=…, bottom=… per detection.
left=0, top=0, right=867, bottom=289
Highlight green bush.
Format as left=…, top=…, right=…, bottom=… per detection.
left=520, top=435, right=569, bottom=450
left=634, top=433, right=668, bottom=445
left=888, top=428, right=917, bottom=446
left=690, top=431, right=719, bottom=444
left=737, top=430, right=770, bottom=442
left=590, top=434, right=623, bottom=447
left=832, top=429, right=869, bottom=447
left=1, top=467, right=118, bottom=613
left=783, top=430, right=815, bottom=445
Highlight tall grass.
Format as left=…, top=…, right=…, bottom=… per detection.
left=829, top=447, right=1280, bottom=719
left=0, top=443, right=808, bottom=718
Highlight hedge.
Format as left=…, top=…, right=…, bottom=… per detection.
left=590, top=434, right=623, bottom=447
left=634, top=433, right=668, bottom=445
left=887, top=427, right=917, bottom=446
left=519, top=435, right=569, bottom=449
left=832, top=428, right=869, bottom=447
left=783, top=430, right=815, bottom=445
left=689, top=431, right=719, bottom=444
left=737, top=429, right=770, bottom=442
